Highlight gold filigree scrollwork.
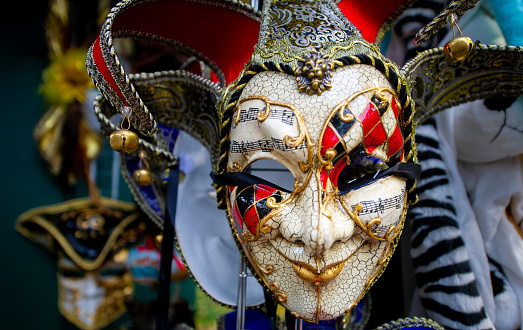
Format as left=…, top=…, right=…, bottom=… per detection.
left=316, top=170, right=338, bottom=219
left=268, top=281, right=288, bottom=304
left=363, top=223, right=402, bottom=290
left=339, top=201, right=387, bottom=241
left=377, top=225, right=401, bottom=265
left=259, top=264, right=274, bottom=275
left=275, top=291, right=287, bottom=304
left=227, top=162, right=242, bottom=172
left=233, top=104, right=242, bottom=126
left=295, top=50, right=335, bottom=96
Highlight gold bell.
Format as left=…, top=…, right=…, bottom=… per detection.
left=155, top=234, right=163, bottom=249
left=443, top=13, right=473, bottom=62
left=109, top=129, right=139, bottom=153
left=444, top=36, right=473, bottom=62
left=133, top=168, right=153, bottom=186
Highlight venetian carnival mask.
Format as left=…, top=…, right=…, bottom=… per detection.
left=86, top=0, right=523, bottom=324
left=217, top=62, right=418, bottom=321
left=16, top=198, right=146, bottom=329
left=57, top=250, right=132, bottom=329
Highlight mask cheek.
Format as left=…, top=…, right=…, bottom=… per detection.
left=339, top=176, right=407, bottom=240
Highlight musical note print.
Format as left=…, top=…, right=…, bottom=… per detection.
left=230, top=138, right=307, bottom=153
left=237, top=107, right=295, bottom=126
left=353, top=189, right=405, bottom=216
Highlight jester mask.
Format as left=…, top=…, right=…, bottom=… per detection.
left=86, top=0, right=523, bottom=323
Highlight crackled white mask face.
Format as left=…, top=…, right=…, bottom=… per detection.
left=225, top=65, right=409, bottom=322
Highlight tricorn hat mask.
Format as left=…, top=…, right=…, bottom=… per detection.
left=87, top=0, right=523, bottom=323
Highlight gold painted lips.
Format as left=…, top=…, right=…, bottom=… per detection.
left=290, top=259, right=346, bottom=284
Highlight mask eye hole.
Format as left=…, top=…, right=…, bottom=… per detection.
left=247, top=159, right=295, bottom=192
left=60, top=268, right=86, bottom=278
left=99, top=267, right=126, bottom=278
left=335, top=156, right=388, bottom=193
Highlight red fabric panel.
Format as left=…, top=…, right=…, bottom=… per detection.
left=113, top=0, right=260, bottom=84
left=136, top=235, right=157, bottom=251
left=185, top=61, right=202, bottom=76
left=337, top=0, right=408, bottom=43
left=92, top=37, right=128, bottom=105
left=173, top=254, right=186, bottom=270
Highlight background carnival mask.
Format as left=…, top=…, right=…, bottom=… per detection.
left=86, top=0, right=523, bottom=324
left=16, top=198, right=146, bottom=329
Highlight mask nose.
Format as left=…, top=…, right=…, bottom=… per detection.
left=279, top=172, right=355, bottom=257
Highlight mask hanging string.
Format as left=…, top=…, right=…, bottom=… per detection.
left=155, top=162, right=179, bottom=330
left=236, top=255, right=247, bottom=330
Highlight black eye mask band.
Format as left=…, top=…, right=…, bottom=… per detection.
left=211, top=162, right=420, bottom=194
left=211, top=171, right=293, bottom=193
left=337, top=162, right=420, bottom=194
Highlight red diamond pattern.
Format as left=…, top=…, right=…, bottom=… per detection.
left=358, top=96, right=405, bottom=159
left=243, top=206, right=259, bottom=235
left=320, top=168, right=329, bottom=190
left=321, top=126, right=340, bottom=157
left=387, top=125, right=403, bottom=157
left=255, top=184, right=277, bottom=200
left=359, top=102, right=381, bottom=136
left=364, top=120, right=387, bottom=150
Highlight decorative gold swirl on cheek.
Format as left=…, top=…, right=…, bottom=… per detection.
left=259, top=264, right=274, bottom=275
left=265, top=196, right=278, bottom=209
left=227, top=162, right=241, bottom=172
left=338, top=200, right=387, bottom=241
left=242, top=231, right=255, bottom=241
left=275, top=291, right=287, bottom=304
left=268, top=282, right=287, bottom=304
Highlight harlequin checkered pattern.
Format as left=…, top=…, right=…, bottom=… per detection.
left=231, top=185, right=282, bottom=235
left=320, top=92, right=404, bottom=163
